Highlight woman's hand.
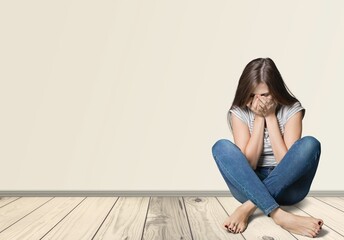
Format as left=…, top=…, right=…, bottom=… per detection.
left=257, top=95, right=277, bottom=117
left=246, top=95, right=265, bottom=117
left=247, top=95, right=277, bottom=117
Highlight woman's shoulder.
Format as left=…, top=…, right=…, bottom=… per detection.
left=228, top=105, right=252, bottom=125
left=227, top=106, right=253, bottom=133
left=229, top=105, right=250, bottom=118
left=277, top=101, right=306, bottom=123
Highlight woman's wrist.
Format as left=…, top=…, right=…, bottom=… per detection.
left=254, top=114, right=265, bottom=122
left=265, top=113, right=277, bottom=124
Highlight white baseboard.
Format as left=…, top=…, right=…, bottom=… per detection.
left=1, top=191, right=344, bottom=197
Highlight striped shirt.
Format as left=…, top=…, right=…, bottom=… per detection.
left=227, top=101, right=305, bottom=167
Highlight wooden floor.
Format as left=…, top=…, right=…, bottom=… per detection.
left=0, top=196, right=343, bottom=239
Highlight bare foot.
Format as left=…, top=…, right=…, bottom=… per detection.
left=270, top=208, right=324, bottom=238
left=223, top=200, right=257, bottom=234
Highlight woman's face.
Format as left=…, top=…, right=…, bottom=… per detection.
left=249, top=83, right=272, bottom=101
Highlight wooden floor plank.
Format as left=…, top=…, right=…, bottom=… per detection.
left=41, top=197, right=117, bottom=240
left=142, top=197, right=192, bottom=240
left=315, top=197, right=344, bottom=211
left=294, top=197, right=344, bottom=237
left=0, top=197, right=84, bottom=240
left=93, top=197, right=149, bottom=240
left=0, top=196, right=342, bottom=239
left=217, top=197, right=296, bottom=240
left=0, top=197, right=20, bottom=208
left=184, top=197, right=244, bottom=240
left=0, top=197, right=52, bottom=233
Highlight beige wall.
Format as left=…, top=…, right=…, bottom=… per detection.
left=0, top=0, right=343, bottom=191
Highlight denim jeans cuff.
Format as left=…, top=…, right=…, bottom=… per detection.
left=265, top=203, right=280, bottom=216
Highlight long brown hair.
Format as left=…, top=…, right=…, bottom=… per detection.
left=231, top=58, right=298, bottom=110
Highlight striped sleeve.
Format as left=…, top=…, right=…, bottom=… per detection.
left=285, top=101, right=306, bottom=123
left=227, top=106, right=249, bottom=132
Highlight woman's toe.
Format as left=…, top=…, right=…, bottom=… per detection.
left=232, top=224, right=238, bottom=233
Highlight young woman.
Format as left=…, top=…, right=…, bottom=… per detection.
left=211, top=58, right=323, bottom=238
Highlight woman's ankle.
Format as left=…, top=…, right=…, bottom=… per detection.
left=242, top=200, right=257, bottom=213
left=269, top=207, right=284, bottom=224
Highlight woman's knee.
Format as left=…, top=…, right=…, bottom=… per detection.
left=211, top=139, right=234, bottom=158
left=299, top=136, right=321, bottom=159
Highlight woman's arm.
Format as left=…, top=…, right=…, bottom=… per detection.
left=265, top=114, right=287, bottom=163
left=264, top=105, right=303, bottom=163
left=231, top=96, right=266, bottom=169
left=232, top=114, right=265, bottom=169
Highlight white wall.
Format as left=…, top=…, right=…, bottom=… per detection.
left=0, top=0, right=343, bottom=191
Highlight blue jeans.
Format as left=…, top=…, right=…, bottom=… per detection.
left=211, top=136, right=321, bottom=216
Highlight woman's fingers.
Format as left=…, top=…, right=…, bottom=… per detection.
left=246, top=99, right=252, bottom=108
left=257, top=97, right=267, bottom=112
left=248, top=95, right=274, bottom=117
left=259, top=96, right=276, bottom=110
left=258, top=95, right=272, bottom=106
left=258, top=101, right=266, bottom=110
left=255, top=97, right=265, bottom=116
left=258, top=96, right=267, bottom=105
left=252, top=95, right=261, bottom=109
